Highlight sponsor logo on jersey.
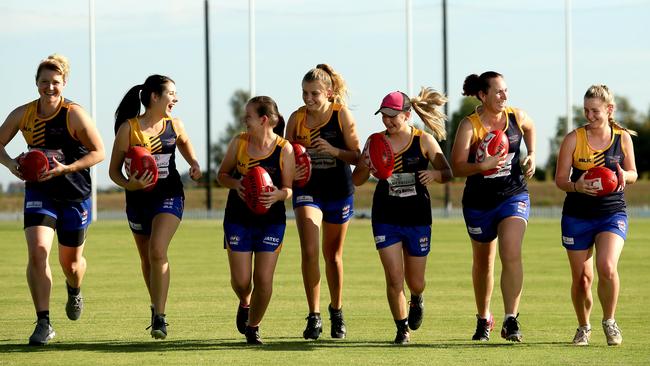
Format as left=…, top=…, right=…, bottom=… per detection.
left=296, top=195, right=314, bottom=203
left=467, top=226, right=482, bottom=235
left=578, top=158, right=592, bottom=163
left=562, top=236, right=574, bottom=245
left=26, top=201, right=43, bottom=209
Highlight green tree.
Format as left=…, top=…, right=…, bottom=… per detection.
left=440, top=96, right=481, bottom=159
left=211, top=89, right=250, bottom=171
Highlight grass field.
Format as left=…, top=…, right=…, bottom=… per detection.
left=1, top=219, right=649, bottom=365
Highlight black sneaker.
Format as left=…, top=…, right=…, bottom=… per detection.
left=65, top=283, right=83, bottom=321
left=472, top=314, right=494, bottom=341
left=28, top=318, right=55, bottom=346
left=245, top=325, right=263, bottom=345
left=303, top=313, right=322, bottom=340
left=394, top=325, right=410, bottom=345
left=237, top=305, right=250, bottom=335
left=501, top=314, right=522, bottom=342
left=151, top=314, right=168, bottom=339
left=408, top=295, right=424, bottom=330
left=328, top=305, right=346, bottom=339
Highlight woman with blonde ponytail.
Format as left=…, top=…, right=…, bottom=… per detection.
left=450, top=71, right=536, bottom=343
left=0, top=54, right=105, bottom=345
left=352, top=88, right=452, bottom=344
left=285, top=64, right=360, bottom=340
left=555, top=84, right=637, bottom=346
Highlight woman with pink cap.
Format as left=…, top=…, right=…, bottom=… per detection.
left=352, top=88, right=452, bottom=344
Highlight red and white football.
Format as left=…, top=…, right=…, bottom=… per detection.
left=19, top=150, right=49, bottom=182
left=242, top=166, right=274, bottom=215
left=292, top=142, right=311, bottom=188
left=476, top=129, right=509, bottom=176
left=584, top=166, right=618, bottom=196
left=125, top=146, right=158, bottom=191
left=367, top=133, right=394, bottom=180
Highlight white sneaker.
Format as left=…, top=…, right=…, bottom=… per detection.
left=572, top=327, right=591, bottom=346
left=602, top=320, right=622, bottom=346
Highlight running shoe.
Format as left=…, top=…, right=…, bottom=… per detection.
left=303, top=313, right=322, bottom=340
left=28, top=319, right=55, bottom=346
left=501, top=314, right=522, bottom=342
left=472, top=313, right=495, bottom=341
left=328, top=305, right=346, bottom=339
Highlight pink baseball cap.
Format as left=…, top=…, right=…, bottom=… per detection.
left=375, top=91, right=411, bottom=117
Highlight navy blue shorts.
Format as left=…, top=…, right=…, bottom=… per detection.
left=372, top=223, right=431, bottom=257
left=292, top=191, right=353, bottom=224
left=126, top=196, right=184, bottom=235
left=24, top=189, right=91, bottom=246
left=561, top=212, right=628, bottom=250
left=223, top=222, right=285, bottom=252
left=462, top=193, right=530, bottom=243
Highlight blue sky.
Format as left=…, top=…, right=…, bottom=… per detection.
left=1, top=0, right=649, bottom=190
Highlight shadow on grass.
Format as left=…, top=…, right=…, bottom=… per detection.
left=0, top=337, right=572, bottom=353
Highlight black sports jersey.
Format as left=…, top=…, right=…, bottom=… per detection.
left=462, top=107, right=528, bottom=209
left=292, top=104, right=354, bottom=200
left=372, top=128, right=432, bottom=226
left=224, top=132, right=288, bottom=225
left=19, top=98, right=91, bottom=202
left=563, top=126, right=626, bottom=218
left=124, top=118, right=184, bottom=202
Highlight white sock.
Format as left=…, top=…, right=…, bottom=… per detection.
left=602, top=318, right=616, bottom=326
left=579, top=324, right=591, bottom=331
left=504, top=313, right=516, bottom=320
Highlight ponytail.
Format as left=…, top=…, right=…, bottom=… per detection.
left=409, top=87, right=448, bottom=141
left=462, top=71, right=503, bottom=103
left=114, top=74, right=175, bottom=135
left=303, top=64, right=349, bottom=105
left=114, top=85, right=143, bottom=134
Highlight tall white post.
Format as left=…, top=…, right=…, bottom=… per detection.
left=406, top=0, right=413, bottom=96
left=565, top=0, right=573, bottom=132
left=89, top=0, right=97, bottom=221
left=249, top=0, right=256, bottom=97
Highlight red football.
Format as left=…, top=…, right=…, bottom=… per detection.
left=292, top=142, right=311, bottom=188
left=19, top=150, right=49, bottom=182
left=584, top=166, right=618, bottom=196
left=125, top=146, right=158, bottom=191
left=367, top=133, right=394, bottom=180
left=476, top=130, right=509, bottom=176
left=242, top=166, right=274, bottom=215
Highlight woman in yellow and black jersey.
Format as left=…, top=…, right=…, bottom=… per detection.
left=218, top=96, right=295, bottom=345
left=0, top=54, right=105, bottom=346
left=451, top=71, right=536, bottom=343
left=352, top=88, right=451, bottom=344
left=285, top=64, right=360, bottom=340
left=109, top=75, right=201, bottom=340
left=555, top=85, right=637, bottom=346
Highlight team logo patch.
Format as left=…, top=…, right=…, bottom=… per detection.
left=228, top=235, right=241, bottom=246
left=81, top=210, right=89, bottom=225
left=468, top=226, right=482, bottom=235
left=517, top=201, right=528, bottom=214
left=341, top=204, right=351, bottom=218
left=26, top=201, right=43, bottom=209
left=296, top=195, right=314, bottom=203
left=419, top=236, right=429, bottom=251
left=374, top=235, right=386, bottom=244
left=617, top=220, right=626, bottom=233
left=562, top=236, right=574, bottom=245
left=128, top=221, right=143, bottom=231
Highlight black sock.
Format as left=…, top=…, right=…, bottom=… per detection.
left=309, top=312, right=321, bottom=318
left=411, top=293, right=423, bottom=303
left=395, top=318, right=408, bottom=330
left=36, top=310, right=50, bottom=322
left=66, top=282, right=80, bottom=296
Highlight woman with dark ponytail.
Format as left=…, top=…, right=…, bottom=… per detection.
left=109, top=75, right=201, bottom=340
left=451, top=71, right=536, bottom=343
